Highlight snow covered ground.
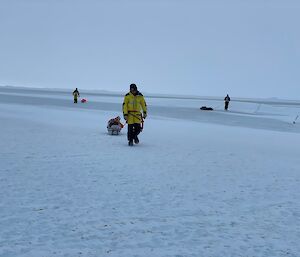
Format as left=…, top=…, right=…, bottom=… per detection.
left=0, top=86, right=300, bottom=257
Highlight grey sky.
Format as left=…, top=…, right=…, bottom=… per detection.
left=0, top=0, right=299, bottom=99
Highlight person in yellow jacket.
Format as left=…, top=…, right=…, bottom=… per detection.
left=73, top=88, right=80, bottom=103
left=123, top=83, right=147, bottom=146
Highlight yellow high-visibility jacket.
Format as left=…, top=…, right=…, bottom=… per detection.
left=73, top=91, right=80, bottom=100
left=123, top=91, right=147, bottom=124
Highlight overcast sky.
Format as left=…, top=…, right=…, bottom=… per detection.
left=0, top=0, right=300, bottom=99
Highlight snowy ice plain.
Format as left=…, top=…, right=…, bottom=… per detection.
left=0, top=86, right=300, bottom=257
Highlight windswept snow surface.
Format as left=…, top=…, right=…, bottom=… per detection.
left=0, top=87, right=300, bottom=257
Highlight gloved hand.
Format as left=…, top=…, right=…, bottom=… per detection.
left=124, top=114, right=128, bottom=121
left=143, top=112, right=147, bottom=119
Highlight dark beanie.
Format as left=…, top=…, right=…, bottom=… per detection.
left=130, top=83, right=137, bottom=91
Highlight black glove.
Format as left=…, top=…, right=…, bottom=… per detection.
left=124, top=114, right=128, bottom=121
left=143, top=112, right=147, bottom=119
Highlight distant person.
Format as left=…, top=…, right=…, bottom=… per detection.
left=224, top=94, right=231, bottom=110
left=73, top=88, right=80, bottom=103
left=122, top=83, right=147, bottom=146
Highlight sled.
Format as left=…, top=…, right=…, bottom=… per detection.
left=81, top=98, right=87, bottom=103
left=107, top=125, right=122, bottom=135
left=200, top=106, right=213, bottom=111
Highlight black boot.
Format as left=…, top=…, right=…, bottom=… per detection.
left=128, top=140, right=133, bottom=146
left=134, top=136, right=139, bottom=144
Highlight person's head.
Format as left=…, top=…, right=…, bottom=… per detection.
left=130, top=83, right=138, bottom=94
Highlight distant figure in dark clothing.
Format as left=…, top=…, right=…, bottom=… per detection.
left=73, top=88, right=80, bottom=103
left=224, top=94, right=231, bottom=110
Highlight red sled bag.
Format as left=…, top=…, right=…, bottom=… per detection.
left=81, top=98, right=87, bottom=103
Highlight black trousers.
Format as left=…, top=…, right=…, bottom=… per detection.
left=225, top=102, right=229, bottom=110
left=127, top=123, right=141, bottom=142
